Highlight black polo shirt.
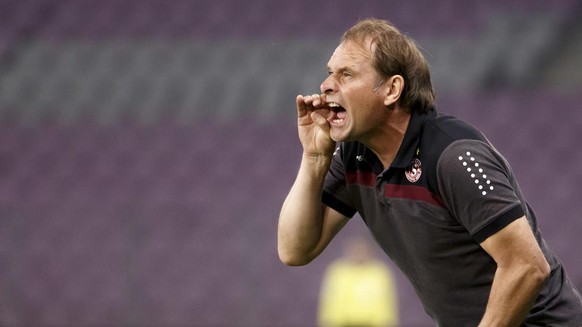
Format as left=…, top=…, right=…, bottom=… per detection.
left=322, top=109, right=582, bottom=326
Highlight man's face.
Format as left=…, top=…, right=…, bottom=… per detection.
left=320, top=39, right=388, bottom=143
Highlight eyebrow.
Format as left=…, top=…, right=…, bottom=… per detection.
left=327, top=66, right=354, bottom=74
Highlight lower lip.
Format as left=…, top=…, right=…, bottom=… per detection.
left=329, top=110, right=347, bottom=125
left=329, top=116, right=346, bottom=127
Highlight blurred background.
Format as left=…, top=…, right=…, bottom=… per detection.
left=0, top=0, right=581, bottom=326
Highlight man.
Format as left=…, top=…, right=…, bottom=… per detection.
left=277, top=18, right=582, bottom=326
left=319, top=236, right=398, bottom=327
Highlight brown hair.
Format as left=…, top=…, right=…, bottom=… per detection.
left=341, top=18, right=435, bottom=113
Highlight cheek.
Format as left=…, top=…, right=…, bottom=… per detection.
left=344, top=86, right=384, bottom=118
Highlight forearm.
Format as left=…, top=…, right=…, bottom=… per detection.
left=278, top=154, right=332, bottom=265
left=478, top=263, right=549, bottom=327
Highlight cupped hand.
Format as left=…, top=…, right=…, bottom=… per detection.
left=296, top=94, right=336, bottom=159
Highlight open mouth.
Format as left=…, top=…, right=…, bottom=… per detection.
left=327, top=102, right=347, bottom=124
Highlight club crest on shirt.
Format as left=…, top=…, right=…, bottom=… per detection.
left=405, top=158, right=422, bottom=183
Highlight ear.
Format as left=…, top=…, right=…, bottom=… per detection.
left=383, top=75, right=404, bottom=107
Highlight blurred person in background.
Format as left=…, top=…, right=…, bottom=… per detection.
left=319, top=236, right=398, bottom=327
left=278, top=18, right=582, bottom=326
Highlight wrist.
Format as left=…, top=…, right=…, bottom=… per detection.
left=302, top=152, right=332, bottom=166
left=300, top=152, right=332, bottom=178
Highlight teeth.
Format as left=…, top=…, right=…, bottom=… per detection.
left=327, top=102, right=340, bottom=108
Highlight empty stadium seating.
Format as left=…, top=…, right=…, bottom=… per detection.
left=0, top=1, right=581, bottom=326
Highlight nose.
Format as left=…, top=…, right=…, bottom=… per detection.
left=320, top=75, right=337, bottom=95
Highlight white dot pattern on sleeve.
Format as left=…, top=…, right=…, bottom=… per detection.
left=458, top=151, right=494, bottom=196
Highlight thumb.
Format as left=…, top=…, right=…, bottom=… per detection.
left=310, top=110, right=330, bottom=130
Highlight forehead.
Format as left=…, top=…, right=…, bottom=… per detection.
left=327, top=39, right=374, bottom=69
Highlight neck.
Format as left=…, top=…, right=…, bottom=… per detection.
left=364, top=109, right=411, bottom=169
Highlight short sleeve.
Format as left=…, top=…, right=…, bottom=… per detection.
left=436, top=139, right=524, bottom=243
left=322, top=144, right=358, bottom=218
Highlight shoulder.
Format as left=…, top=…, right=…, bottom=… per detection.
left=424, top=111, right=487, bottom=145
left=419, top=111, right=492, bottom=192
left=421, top=111, right=489, bottom=164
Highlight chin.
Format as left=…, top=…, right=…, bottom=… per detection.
left=330, top=130, right=351, bottom=143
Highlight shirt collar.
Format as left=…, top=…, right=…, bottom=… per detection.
left=390, top=109, right=432, bottom=169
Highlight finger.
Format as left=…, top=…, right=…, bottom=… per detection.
left=301, top=95, right=318, bottom=111
left=297, top=95, right=312, bottom=118
left=301, top=94, right=314, bottom=107
left=311, top=109, right=331, bottom=130
left=298, top=93, right=326, bottom=112
left=310, top=93, right=323, bottom=108
left=296, top=94, right=306, bottom=110
left=319, top=94, right=327, bottom=105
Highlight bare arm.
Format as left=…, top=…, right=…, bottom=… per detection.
left=477, top=216, right=551, bottom=327
left=277, top=94, right=349, bottom=266
left=277, top=155, right=349, bottom=266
